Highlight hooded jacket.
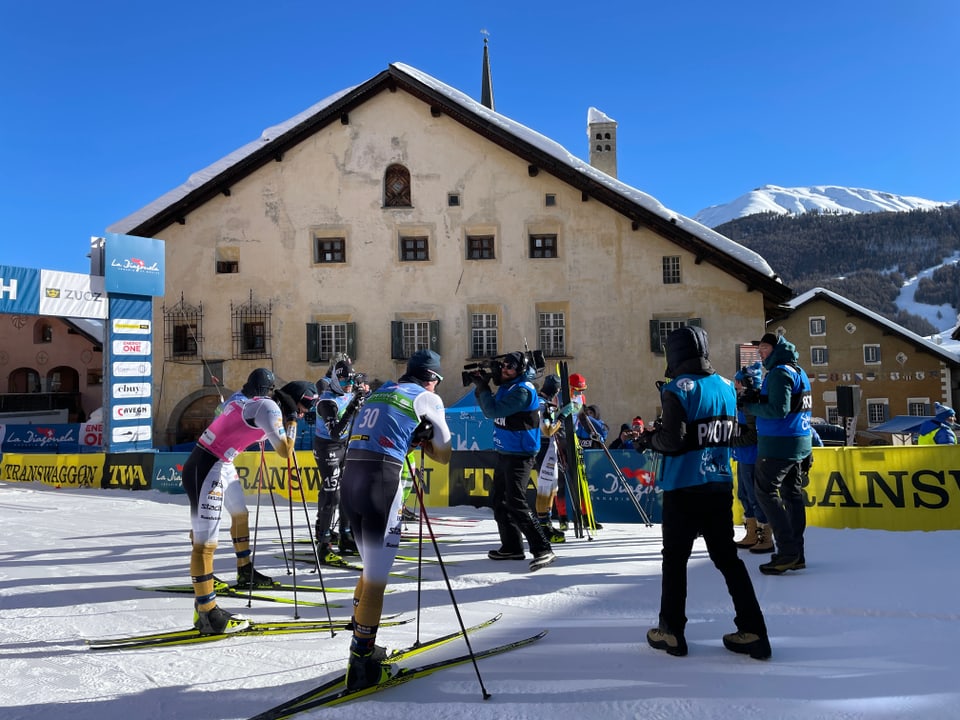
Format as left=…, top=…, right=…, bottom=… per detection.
left=476, top=365, right=541, bottom=455
left=747, top=335, right=813, bottom=461
left=647, top=326, right=737, bottom=491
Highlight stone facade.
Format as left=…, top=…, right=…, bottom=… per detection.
left=108, top=65, right=790, bottom=447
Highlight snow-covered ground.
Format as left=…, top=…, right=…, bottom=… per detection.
left=2, top=481, right=959, bottom=720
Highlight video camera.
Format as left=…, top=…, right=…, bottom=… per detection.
left=462, top=349, right=546, bottom=387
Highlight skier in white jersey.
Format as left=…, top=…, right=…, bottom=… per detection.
left=181, top=377, right=318, bottom=634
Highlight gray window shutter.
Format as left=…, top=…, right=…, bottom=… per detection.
left=306, top=323, right=320, bottom=363
left=429, top=320, right=441, bottom=353
left=649, top=319, right=662, bottom=355
left=687, top=317, right=702, bottom=327
left=391, top=321, right=404, bottom=360
left=346, top=322, right=357, bottom=359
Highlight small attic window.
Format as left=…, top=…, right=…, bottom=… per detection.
left=448, top=193, right=461, bottom=207
left=545, top=194, right=556, bottom=207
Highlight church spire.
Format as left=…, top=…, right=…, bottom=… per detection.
left=480, top=31, right=495, bottom=110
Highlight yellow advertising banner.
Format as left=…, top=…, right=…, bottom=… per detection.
left=734, top=445, right=960, bottom=531
left=1, top=452, right=105, bottom=490
left=803, top=444, right=960, bottom=530
left=233, top=451, right=452, bottom=506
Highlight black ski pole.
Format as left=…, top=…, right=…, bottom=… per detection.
left=258, top=445, right=291, bottom=575
left=406, top=456, right=491, bottom=700
left=592, top=437, right=653, bottom=526
left=290, top=449, right=335, bottom=634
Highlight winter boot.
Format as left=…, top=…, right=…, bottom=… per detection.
left=194, top=605, right=249, bottom=635
left=488, top=548, right=525, bottom=560
left=529, top=549, right=557, bottom=572
left=749, top=524, right=775, bottom=554
left=236, top=563, right=275, bottom=589
left=346, top=637, right=391, bottom=692
left=722, top=631, right=772, bottom=660
left=735, top=518, right=759, bottom=549
left=646, top=624, right=688, bottom=657
left=759, top=554, right=802, bottom=575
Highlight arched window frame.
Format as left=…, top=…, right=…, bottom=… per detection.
left=384, top=164, right=412, bottom=207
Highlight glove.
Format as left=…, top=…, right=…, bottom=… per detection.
left=411, top=419, right=434, bottom=446
left=633, top=430, right=656, bottom=452
left=274, top=390, right=299, bottom=423
left=347, top=391, right=365, bottom=415
left=469, top=372, right=490, bottom=389
left=740, top=388, right=761, bottom=405
left=557, top=402, right=577, bottom=418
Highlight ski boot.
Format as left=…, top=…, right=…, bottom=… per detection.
left=236, top=563, right=275, bottom=589
left=194, top=604, right=249, bottom=635
left=338, top=528, right=359, bottom=555
left=346, top=637, right=392, bottom=691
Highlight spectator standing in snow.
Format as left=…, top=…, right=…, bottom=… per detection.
left=743, top=332, right=813, bottom=576
left=731, top=362, right=773, bottom=554
left=634, top=325, right=770, bottom=660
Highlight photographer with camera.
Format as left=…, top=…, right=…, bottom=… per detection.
left=470, top=351, right=555, bottom=572
left=339, top=349, right=452, bottom=691
left=312, top=356, right=366, bottom=565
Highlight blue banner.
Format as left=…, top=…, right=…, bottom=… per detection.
left=104, top=233, right=165, bottom=296
left=0, top=265, right=40, bottom=315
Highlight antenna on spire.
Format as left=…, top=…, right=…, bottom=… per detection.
left=480, top=29, right=495, bottom=111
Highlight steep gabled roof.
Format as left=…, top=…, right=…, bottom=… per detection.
left=108, top=63, right=792, bottom=313
left=787, top=287, right=960, bottom=365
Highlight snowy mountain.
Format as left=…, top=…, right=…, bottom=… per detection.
left=694, top=184, right=955, bottom=228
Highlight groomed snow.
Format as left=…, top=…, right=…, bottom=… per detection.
left=2, top=482, right=959, bottom=720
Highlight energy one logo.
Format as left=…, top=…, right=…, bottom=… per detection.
left=112, top=339, right=152, bottom=355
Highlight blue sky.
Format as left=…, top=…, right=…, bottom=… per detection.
left=3, top=0, right=958, bottom=275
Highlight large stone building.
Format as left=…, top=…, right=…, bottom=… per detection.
left=107, top=62, right=791, bottom=447
left=770, top=287, right=959, bottom=440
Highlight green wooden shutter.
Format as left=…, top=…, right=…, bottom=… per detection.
left=429, top=320, right=440, bottom=353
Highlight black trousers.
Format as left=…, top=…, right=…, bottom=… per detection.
left=490, top=453, right=550, bottom=555
left=659, top=482, right=767, bottom=637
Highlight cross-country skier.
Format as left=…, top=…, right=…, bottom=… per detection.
left=180, top=375, right=318, bottom=635
left=339, top=349, right=452, bottom=691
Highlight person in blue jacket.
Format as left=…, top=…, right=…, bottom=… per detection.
left=917, top=403, right=957, bottom=445
left=634, top=326, right=770, bottom=660
left=732, top=362, right=772, bottom=553
left=743, top=332, right=813, bottom=575
left=471, top=351, right=555, bottom=572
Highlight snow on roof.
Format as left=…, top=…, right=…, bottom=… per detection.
left=789, top=287, right=960, bottom=364
left=110, top=63, right=778, bottom=280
